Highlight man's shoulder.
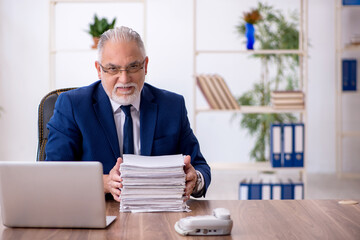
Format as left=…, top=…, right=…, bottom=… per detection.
left=55, top=81, right=107, bottom=111
left=143, top=83, right=183, bottom=102
left=63, top=80, right=101, bottom=97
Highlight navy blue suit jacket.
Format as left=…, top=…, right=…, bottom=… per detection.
left=45, top=81, right=211, bottom=196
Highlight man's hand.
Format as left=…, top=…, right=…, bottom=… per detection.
left=103, top=157, right=123, bottom=202
left=184, top=155, right=197, bottom=201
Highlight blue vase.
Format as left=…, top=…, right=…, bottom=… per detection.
left=245, top=23, right=255, bottom=50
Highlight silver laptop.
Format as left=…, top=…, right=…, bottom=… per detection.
left=0, top=161, right=116, bottom=228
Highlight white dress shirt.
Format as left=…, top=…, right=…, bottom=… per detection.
left=109, top=95, right=141, bottom=156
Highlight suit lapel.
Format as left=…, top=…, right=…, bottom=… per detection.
left=93, top=84, right=120, bottom=159
left=140, top=84, right=157, bottom=156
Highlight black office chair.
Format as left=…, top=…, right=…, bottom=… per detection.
left=37, top=88, right=76, bottom=161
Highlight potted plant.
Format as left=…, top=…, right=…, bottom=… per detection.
left=242, top=8, right=262, bottom=49
left=87, top=14, right=116, bottom=49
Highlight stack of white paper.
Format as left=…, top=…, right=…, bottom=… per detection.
left=119, top=154, right=189, bottom=213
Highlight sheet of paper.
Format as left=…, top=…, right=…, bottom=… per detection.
left=121, top=154, right=185, bottom=168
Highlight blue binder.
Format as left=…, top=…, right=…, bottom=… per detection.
left=249, top=179, right=262, bottom=200
left=270, top=124, right=282, bottom=167
left=293, top=123, right=304, bottom=167
left=240, top=177, right=304, bottom=200
left=342, top=59, right=357, bottom=91
left=343, top=0, right=360, bottom=5
left=280, top=179, right=293, bottom=199
left=283, top=124, right=294, bottom=167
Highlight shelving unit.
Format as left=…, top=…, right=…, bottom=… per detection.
left=192, top=0, right=308, bottom=188
left=49, top=0, right=147, bottom=90
left=335, top=0, right=360, bottom=178
left=193, top=0, right=308, bottom=128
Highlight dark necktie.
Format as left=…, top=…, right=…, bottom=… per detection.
left=120, top=105, right=134, bottom=154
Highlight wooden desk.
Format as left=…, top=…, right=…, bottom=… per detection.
left=1, top=199, right=359, bottom=240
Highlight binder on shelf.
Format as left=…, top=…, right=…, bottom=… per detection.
left=196, top=75, right=220, bottom=109
left=214, top=75, right=240, bottom=110
left=283, top=124, right=293, bottom=167
left=280, top=179, right=293, bottom=199
left=270, top=123, right=305, bottom=168
left=342, top=59, right=357, bottom=91
left=239, top=178, right=250, bottom=200
left=196, top=74, right=240, bottom=110
left=249, top=179, right=262, bottom=200
left=343, top=0, right=360, bottom=5
left=239, top=177, right=304, bottom=200
left=208, top=75, right=230, bottom=109
left=293, top=123, right=304, bottom=167
left=239, top=178, right=262, bottom=200
left=205, top=75, right=227, bottom=109
left=289, top=178, right=304, bottom=200
left=271, top=181, right=282, bottom=200
left=261, top=181, right=271, bottom=200
left=270, top=124, right=282, bottom=168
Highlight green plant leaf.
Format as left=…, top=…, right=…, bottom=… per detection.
left=235, top=2, right=302, bottom=162
left=87, top=14, right=117, bottom=37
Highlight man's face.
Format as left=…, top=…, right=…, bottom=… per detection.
left=95, top=40, right=148, bottom=105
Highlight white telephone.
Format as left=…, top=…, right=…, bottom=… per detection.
left=174, top=208, right=233, bottom=236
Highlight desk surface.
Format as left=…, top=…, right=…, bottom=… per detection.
left=1, top=199, right=359, bottom=240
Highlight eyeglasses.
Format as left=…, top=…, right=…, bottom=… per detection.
left=99, top=58, right=146, bottom=75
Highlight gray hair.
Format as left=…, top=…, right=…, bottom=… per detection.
left=97, top=26, right=146, bottom=62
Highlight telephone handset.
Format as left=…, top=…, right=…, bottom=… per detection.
left=174, top=208, right=233, bottom=236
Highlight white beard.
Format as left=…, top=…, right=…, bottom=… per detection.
left=110, top=82, right=140, bottom=105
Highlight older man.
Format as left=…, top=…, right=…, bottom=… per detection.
left=45, top=26, right=211, bottom=202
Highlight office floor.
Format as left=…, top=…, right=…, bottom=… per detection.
left=204, top=169, right=360, bottom=200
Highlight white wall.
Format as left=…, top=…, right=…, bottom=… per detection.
left=0, top=0, right=338, bottom=173
left=0, top=0, right=49, bottom=161
left=307, top=0, right=336, bottom=172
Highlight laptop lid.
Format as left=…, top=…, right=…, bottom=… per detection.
left=0, top=161, right=116, bottom=228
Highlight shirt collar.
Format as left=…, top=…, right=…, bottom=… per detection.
left=109, top=93, right=141, bottom=113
